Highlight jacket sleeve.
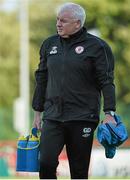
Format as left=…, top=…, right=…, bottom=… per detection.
left=94, top=42, right=116, bottom=112
left=32, top=41, right=48, bottom=112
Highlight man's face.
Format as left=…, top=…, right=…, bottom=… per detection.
left=56, top=11, right=81, bottom=38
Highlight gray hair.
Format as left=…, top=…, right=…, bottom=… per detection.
left=57, top=2, right=86, bottom=27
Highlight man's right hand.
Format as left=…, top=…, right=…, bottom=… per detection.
left=33, top=111, right=42, bottom=131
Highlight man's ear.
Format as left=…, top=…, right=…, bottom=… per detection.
left=76, top=20, right=81, bottom=29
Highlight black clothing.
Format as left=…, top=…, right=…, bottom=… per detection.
left=32, top=27, right=116, bottom=179
left=39, top=120, right=97, bottom=179
left=32, top=27, right=116, bottom=122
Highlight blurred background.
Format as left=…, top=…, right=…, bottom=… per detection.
left=0, top=0, right=130, bottom=179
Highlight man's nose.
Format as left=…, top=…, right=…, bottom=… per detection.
left=56, top=20, right=62, bottom=27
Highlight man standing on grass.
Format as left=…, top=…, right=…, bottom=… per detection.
left=32, top=2, right=116, bottom=179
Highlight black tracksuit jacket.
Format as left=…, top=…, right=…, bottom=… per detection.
left=32, top=27, right=116, bottom=123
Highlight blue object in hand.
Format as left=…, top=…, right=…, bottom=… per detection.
left=97, top=114, right=128, bottom=158
left=16, top=128, right=40, bottom=172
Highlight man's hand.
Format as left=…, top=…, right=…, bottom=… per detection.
left=33, top=111, right=42, bottom=131
left=102, top=114, right=117, bottom=125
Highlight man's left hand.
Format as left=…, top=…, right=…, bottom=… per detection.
left=102, top=114, right=117, bottom=125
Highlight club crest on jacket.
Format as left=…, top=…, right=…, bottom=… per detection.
left=75, top=46, right=84, bottom=54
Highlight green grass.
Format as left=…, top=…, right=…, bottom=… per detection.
left=1, top=177, right=130, bottom=180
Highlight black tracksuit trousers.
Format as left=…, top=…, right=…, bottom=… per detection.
left=39, top=120, right=98, bottom=179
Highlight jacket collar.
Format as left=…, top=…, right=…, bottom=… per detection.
left=60, top=27, right=87, bottom=44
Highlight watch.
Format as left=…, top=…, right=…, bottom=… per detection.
left=105, top=111, right=115, bottom=116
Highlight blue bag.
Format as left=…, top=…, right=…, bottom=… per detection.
left=16, top=128, right=40, bottom=172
